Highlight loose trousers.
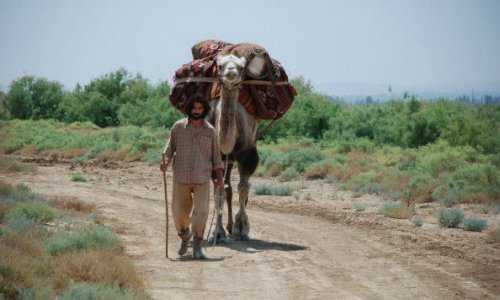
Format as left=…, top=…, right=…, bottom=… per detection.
left=171, top=180, right=210, bottom=239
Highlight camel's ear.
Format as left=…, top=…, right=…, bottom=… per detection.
left=235, top=56, right=247, bottom=68
left=246, top=56, right=266, bottom=78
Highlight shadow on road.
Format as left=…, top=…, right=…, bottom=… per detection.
left=213, top=238, right=308, bottom=254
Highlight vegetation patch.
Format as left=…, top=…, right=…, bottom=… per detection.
left=380, top=202, right=414, bottom=219
left=437, top=208, right=465, bottom=228
left=254, top=184, right=294, bottom=196
left=0, top=179, right=147, bottom=299
left=411, top=216, right=424, bottom=227
left=71, top=173, right=87, bottom=182
left=45, top=225, right=122, bottom=255
left=462, top=217, right=487, bottom=232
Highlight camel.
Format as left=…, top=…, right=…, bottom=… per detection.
left=207, top=50, right=267, bottom=242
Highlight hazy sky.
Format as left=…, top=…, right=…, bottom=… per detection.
left=1, top=0, right=499, bottom=94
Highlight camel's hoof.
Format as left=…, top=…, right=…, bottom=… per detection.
left=234, top=234, right=249, bottom=241
left=208, top=233, right=229, bottom=245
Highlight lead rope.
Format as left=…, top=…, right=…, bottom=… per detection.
left=206, top=155, right=229, bottom=247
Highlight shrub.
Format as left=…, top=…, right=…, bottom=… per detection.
left=45, top=225, right=121, bottom=255
left=380, top=202, right=414, bottom=219
left=0, top=157, right=37, bottom=173
left=71, top=173, right=87, bottom=182
left=412, top=217, right=424, bottom=227
left=278, top=167, right=300, bottom=182
left=6, top=203, right=57, bottom=223
left=55, top=249, right=145, bottom=296
left=437, top=208, right=464, bottom=228
left=439, top=188, right=462, bottom=207
left=58, top=282, right=144, bottom=300
left=463, top=217, right=487, bottom=232
left=254, top=184, right=294, bottom=196
left=353, top=203, right=368, bottom=211
left=0, top=181, right=40, bottom=205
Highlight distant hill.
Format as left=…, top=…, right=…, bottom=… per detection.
left=316, top=81, right=500, bottom=103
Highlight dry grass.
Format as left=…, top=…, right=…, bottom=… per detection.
left=266, top=164, right=282, bottom=177
left=385, top=173, right=412, bottom=192
left=0, top=157, right=36, bottom=173
left=347, top=151, right=375, bottom=165
left=14, top=144, right=38, bottom=156
left=413, top=182, right=438, bottom=203
left=49, top=196, right=96, bottom=213
left=62, top=148, right=88, bottom=159
left=0, top=229, right=52, bottom=298
left=304, top=162, right=336, bottom=179
left=54, top=248, right=144, bottom=292
left=460, top=191, right=497, bottom=204
left=96, top=145, right=133, bottom=162
left=381, top=202, right=415, bottom=219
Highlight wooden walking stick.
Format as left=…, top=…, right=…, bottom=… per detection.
left=162, top=156, right=169, bottom=259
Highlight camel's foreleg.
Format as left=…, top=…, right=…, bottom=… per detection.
left=232, top=147, right=258, bottom=241
left=233, top=180, right=250, bottom=241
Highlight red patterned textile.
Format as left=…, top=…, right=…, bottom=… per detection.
left=169, top=40, right=297, bottom=120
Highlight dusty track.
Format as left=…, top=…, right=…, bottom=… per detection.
left=2, top=160, right=499, bottom=299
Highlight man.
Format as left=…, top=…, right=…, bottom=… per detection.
left=160, top=94, right=224, bottom=260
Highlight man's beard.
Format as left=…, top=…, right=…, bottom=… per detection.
left=188, top=113, right=203, bottom=120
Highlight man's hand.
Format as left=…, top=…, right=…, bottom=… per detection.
left=215, top=179, right=225, bottom=193
left=214, top=168, right=225, bottom=193
left=160, top=154, right=169, bottom=172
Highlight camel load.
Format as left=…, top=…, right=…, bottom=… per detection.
left=170, top=39, right=297, bottom=120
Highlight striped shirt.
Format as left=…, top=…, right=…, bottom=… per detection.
left=164, top=118, right=223, bottom=184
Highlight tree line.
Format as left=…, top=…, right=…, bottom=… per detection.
left=1, top=69, right=498, bottom=155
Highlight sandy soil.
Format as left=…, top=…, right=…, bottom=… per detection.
left=2, top=158, right=499, bottom=300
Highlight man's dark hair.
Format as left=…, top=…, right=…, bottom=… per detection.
left=185, top=93, right=211, bottom=119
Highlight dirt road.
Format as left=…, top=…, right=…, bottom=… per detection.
left=3, top=160, right=499, bottom=299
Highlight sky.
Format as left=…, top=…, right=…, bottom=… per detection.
left=1, top=0, right=499, bottom=96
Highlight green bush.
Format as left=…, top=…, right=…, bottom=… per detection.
left=278, top=167, right=300, bottom=182
left=58, top=282, right=144, bottom=300
left=254, top=184, right=294, bottom=196
left=463, top=217, right=487, bottom=232
left=6, top=203, right=57, bottom=223
left=353, top=203, right=368, bottom=211
left=437, top=208, right=465, bottom=228
left=0, top=182, right=40, bottom=205
left=71, top=173, right=87, bottom=182
left=439, top=188, right=462, bottom=207
left=45, top=225, right=121, bottom=255
left=412, top=217, right=424, bottom=227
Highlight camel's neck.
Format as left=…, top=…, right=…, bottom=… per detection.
left=217, top=87, right=239, bottom=154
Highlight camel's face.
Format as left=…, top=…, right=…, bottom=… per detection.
left=216, top=54, right=246, bottom=90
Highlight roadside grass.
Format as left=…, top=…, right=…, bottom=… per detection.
left=380, top=202, right=414, bottom=219
left=45, top=225, right=122, bottom=255
left=0, top=156, right=37, bottom=173
left=2, top=120, right=499, bottom=232
left=0, top=179, right=148, bottom=299
left=71, top=173, right=87, bottom=182
left=411, top=216, right=424, bottom=227
left=254, top=184, right=294, bottom=196
left=437, top=208, right=465, bottom=228
left=463, top=217, right=487, bottom=232
left=0, top=119, right=167, bottom=164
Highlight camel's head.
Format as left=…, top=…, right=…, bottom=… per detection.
left=216, top=54, right=247, bottom=90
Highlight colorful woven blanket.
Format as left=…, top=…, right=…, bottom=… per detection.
left=170, top=40, right=297, bottom=120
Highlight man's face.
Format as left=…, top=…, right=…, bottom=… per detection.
left=189, top=102, right=204, bottom=120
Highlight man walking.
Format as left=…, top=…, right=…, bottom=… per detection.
left=160, top=94, right=224, bottom=259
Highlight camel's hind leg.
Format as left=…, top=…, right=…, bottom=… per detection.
left=233, top=147, right=258, bottom=241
